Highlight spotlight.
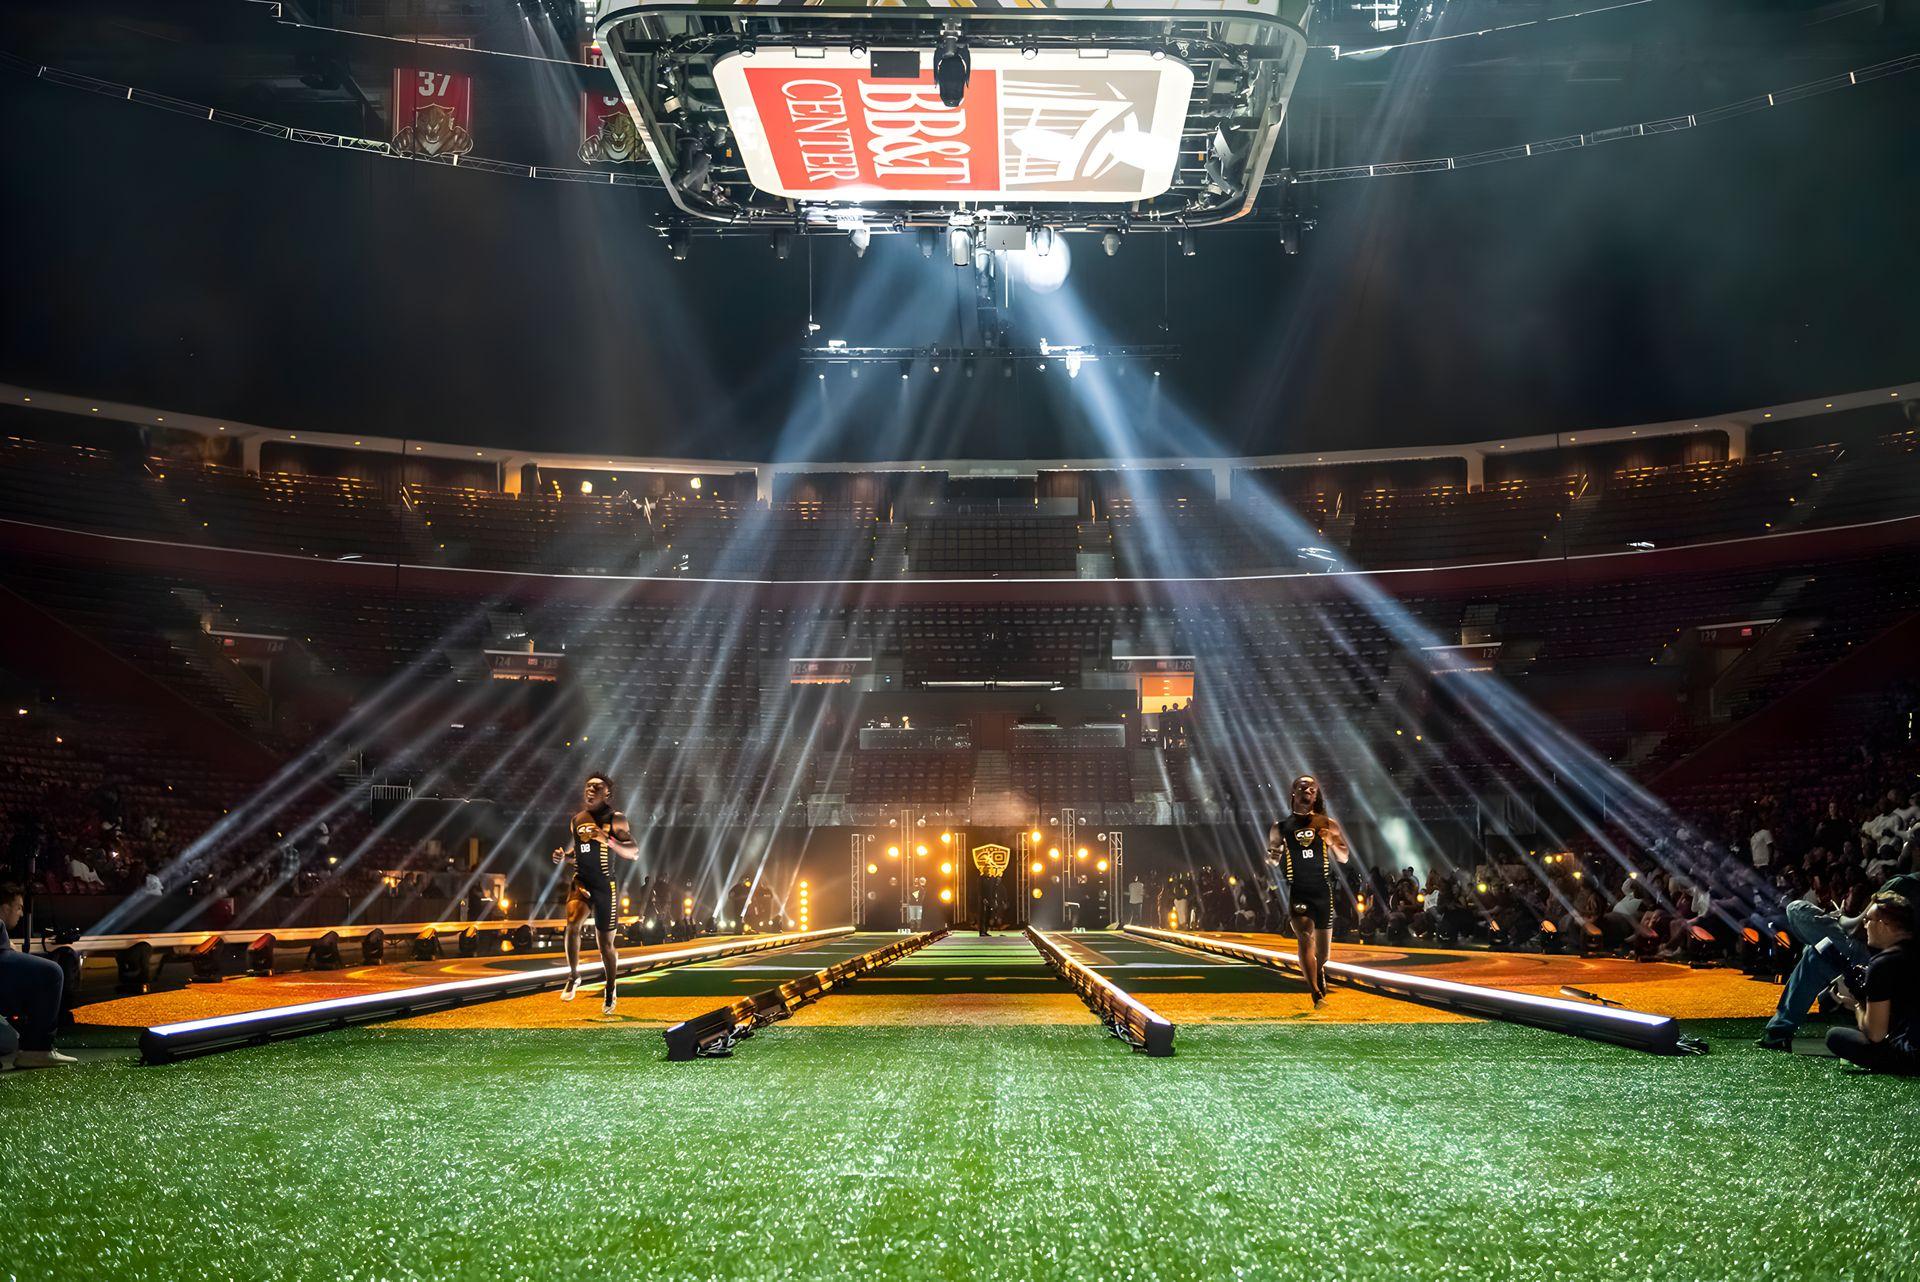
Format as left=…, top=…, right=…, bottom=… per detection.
left=579, top=480, right=594, bottom=495
left=413, top=927, right=440, bottom=961
left=188, top=936, right=225, bottom=984
left=510, top=924, right=533, bottom=952
left=1021, top=44, right=1038, bottom=59
left=307, top=930, right=344, bottom=971
left=920, top=233, right=935, bottom=259
left=667, top=227, right=691, bottom=262
left=246, top=933, right=276, bottom=976
left=949, top=227, right=973, bottom=267
left=115, top=942, right=153, bottom=995
left=1176, top=227, right=1195, bottom=257
left=677, top=148, right=713, bottom=195
left=934, top=34, right=971, bottom=109
left=458, top=926, right=481, bottom=958
left=1102, top=230, right=1121, bottom=257
left=850, top=224, right=872, bottom=257
left=771, top=231, right=792, bottom=260
left=361, top=928, right=386, bottom=965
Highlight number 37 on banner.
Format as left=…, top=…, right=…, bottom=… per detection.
left=392, top=36, right=475, bottom=158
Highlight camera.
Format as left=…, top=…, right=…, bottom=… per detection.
left=1814, top=936, right=1870, bottom=1000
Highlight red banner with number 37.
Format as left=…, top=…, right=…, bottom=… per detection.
left=393, top=36, right=474, bottom=151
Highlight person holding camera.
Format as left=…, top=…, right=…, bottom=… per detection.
left=1757, top=870, right=1920, bottom=1050
left=1825, top=892, right=1919, bottom=1075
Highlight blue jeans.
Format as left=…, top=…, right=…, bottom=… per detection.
left=0, top=948, right=67, bottom=1053
left=1764, top=900, right=1867, bottom=1036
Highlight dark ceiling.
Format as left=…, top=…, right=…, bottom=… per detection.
left=2, top=0, right=1917, bottom=462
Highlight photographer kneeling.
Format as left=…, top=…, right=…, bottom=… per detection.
left=1825, top=892, right=1919, bottom=1076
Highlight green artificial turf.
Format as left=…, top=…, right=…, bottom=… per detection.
left=4, top=1021, right=1917, bottom=1281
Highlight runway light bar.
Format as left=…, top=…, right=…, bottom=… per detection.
left=1028, top=928, right=1173, bottom=1057
left=665, top=930, right=941, bottom=1060
left=1123, top=925, right=1680, bottom=1054
left=140, top=927, right=855, bottom=1064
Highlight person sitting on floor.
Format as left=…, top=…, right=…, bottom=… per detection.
left=1826, top=892, right=1920, bottom=1076
left=0, top=882, right=76, bottom=1070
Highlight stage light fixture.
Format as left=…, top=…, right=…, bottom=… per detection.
left=949, top=227, right=973, bottom=267
left=940, top=888, right=953, bottom=903
left=1031, top=861, right=1045, bottom=875
left=1031, top=830, right=1043, bottom=843
left=458, top=926, right=481, bottom=958
left=1097, top=859, right=1109, bottom=873
left=934, top=34, right=971, bottom=109
left=1021, top=44, right=1038, bottom=59
left=850, top=224, right=872, bottom=257
left=916, top=844, right=928, bottom=856
left=667, top=227, right=691, bottom=261
left=115, top=942, right=153, bottom=995
left=1103, top=230, right=1121, bottom=257
left=771, top=231, right=792, bottom=260
left=414, top=927, right=440, bottom=961
left=940, top=861, right=953, bottom=875
left=361, top=928, right=386, bottom=966
left=188, top=937, right=225, bottom=983
left=307, top=930, right=344, bottom=971
left=920, top=233, right=935, bottom=259
left=1176, top=228, right=1196, bottom=257
left=247, top=934, right=276, bottom=976
left=888, top=845, right=900, bottom=858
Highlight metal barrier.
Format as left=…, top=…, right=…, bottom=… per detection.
left=140, top=926, right=853, bottom=1064
left=1028, top=928, right=1175, bottom=1057
left=1124, top=926, right=1685, bottom=1055
left=664, top=930, right=945, bottom=1061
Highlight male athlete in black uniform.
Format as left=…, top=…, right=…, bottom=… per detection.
left=1267, top=774, right=1350, bottom=1007
left=551, top=773, right=639, bottom=1016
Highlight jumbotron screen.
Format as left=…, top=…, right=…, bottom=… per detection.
left=712, top=48, right=1194, bottom=202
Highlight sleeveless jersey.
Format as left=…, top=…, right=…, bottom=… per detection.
left=571, top=805, right=623, bottom=888
left=1271, top=817, right=1331, bottom=895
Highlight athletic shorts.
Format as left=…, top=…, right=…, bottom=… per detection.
left=1289, top=887, right=1333, bottom=933
left=570, top=878, right=617, bottom=934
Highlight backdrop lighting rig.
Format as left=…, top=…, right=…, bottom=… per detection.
left=595, top=0, right=1310, bottom=244
left=799, top=342, right=1177, bottom=373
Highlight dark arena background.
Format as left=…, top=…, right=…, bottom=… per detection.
left=4, top=1, right=1920, bottom=1278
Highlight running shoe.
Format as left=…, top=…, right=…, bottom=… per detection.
left=560, top=978, right=578, bottom=1002
left=601, top=989, right=618, bottom=1017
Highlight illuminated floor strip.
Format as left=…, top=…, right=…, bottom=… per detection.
left=1124, top=926, right=1682, bottom=1054
left=139, top=927, right=854, bottom=1063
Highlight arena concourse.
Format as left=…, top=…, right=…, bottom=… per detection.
left=3, top=2, right=1919, bottom=1280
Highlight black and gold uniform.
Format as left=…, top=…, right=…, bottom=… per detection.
left=1270, top=816, right=1334, bottom=932
left=568, top=803, right=624, bottom=934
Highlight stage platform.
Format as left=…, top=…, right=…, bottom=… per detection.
left=68, top=930, right=1780, bottom=1033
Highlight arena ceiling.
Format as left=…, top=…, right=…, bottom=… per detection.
left=1, top=0, right=1917, bottom=461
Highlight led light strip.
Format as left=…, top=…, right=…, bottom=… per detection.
left=140, top=926, right=854, bottom=1062
left=1125, top=925, right=1678, bottom=1053
left=1030, top=928, right=1174, bottom=1056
